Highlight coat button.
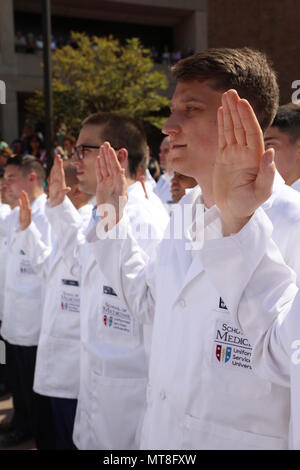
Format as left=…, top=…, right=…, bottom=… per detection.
left=179, top=299, right=186, bottom=308
left=160, top=390, right=167, bottom=400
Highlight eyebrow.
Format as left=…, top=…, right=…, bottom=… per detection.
left=170, top=96, right=206, bottom=108
left=264, top=136, right=281, bottom=141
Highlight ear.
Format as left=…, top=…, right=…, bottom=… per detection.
left=116, top=148, right=128, bottom=168
left=295, top=139, right=300, bottom=161
left=28, top=171, right=37, bottom=183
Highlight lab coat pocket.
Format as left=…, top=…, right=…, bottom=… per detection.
left=34, top=336, right=80, bottom=398
left=14, top=296, right=42, bottom=340
left=182, top=416, right=287, bottom=450
left=90, top=373, right=147, bottom=450
left=98, top=285, right=142, bottom=348
left=208, top=313, right=271, bottom=398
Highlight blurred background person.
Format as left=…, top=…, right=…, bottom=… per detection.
left=11, top=139, right=24, bottom=158
left=28, top=133, right=46, bottom=165
left=264, top=104, right=300, bottom=191
left=154, top=136, right=173, bottom=205
left=0, top=143, right=13, bottom=169
left=170, top=172, right=197, bottom=203
left=63, top=134, right=76, bottom=159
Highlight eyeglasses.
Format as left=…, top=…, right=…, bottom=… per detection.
left=71, top=144, right=99, bottom=162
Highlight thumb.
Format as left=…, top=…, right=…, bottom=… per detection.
left=255, top=148, right=276, bottom=203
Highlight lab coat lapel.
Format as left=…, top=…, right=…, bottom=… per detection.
left=171, top=187, right=205, bottom=303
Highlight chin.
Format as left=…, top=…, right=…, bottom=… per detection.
left=172, top=161, right=193, bottom=178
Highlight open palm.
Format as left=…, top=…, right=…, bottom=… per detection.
left=96, top=142, right=128, bottom=230
left=214, top=90, right=276, bottom=233
left=48, top=156, right=71, bottom=207
left=18, top=190, right=32, bottom=231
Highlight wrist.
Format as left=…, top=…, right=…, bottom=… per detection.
left=48, top=195, right=66, bottom=208
left=221, top=212, right=253, bottom=236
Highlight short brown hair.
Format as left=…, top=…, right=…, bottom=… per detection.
left=172, top=47, right=279, bottom=132
left=82, top=112, right=147, bottom=177
left=6, top=154, right=46, bottom=187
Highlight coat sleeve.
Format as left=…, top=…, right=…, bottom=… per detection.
left=45, top=197, right=85, bottom=276
left=87, top=214, right=156, bottom=325
left=201, top=207, right=299, bottom=388
left=283, top=218, right=300, bottom=284
left=0, top=209, right=11, bottom=237
left=14, top=221, right=51, bottom=276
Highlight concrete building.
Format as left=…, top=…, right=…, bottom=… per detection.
left=0, top=0, right=208, bottom=144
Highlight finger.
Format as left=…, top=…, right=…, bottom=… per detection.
left=22, top=190, right=30, bottom=210
left=104, top=142, right=122, bottom=175
left=99, top=144, right=109, bottom=178
left=96, top=155, right=103, bottom=184
left=103, top=142, right=113, bottom=176
left=226, top=90, right=247, bottom=146
left=222, top=92, right=237, bottom=145
left=217, top=106, right=226, bottom=153
left=237, top=99, right=264, bottom=152
left=61, top=187, right=71, bottom=195
left=254, top=148, right=276, bottom=203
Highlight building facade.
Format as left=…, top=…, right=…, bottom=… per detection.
left=0, top=0, right=299, bottom=144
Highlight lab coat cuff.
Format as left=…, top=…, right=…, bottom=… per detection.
left=15, top=221, right=42, bottom=246
left=45, top=196, right=82, bottom=227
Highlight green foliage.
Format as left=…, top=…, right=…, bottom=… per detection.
left=26, top=33, right=170, bottom=135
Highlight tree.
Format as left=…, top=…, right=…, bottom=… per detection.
left=26, top=32, right=170, bottom=135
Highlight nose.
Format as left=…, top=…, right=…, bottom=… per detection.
left=162, top=114, right=181, bottom=137
left=71, top=160, right=81, bottom=171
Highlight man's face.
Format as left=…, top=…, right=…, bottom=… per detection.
left=163, top=80, right=223, bottom=180
left=72, top=125, right=104, bottom=195
left=4, top=165, right=29, bottom=203
left=264, top=126, right=299, bottom=183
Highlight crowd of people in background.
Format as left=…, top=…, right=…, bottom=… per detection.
left=15, top=30, right=193, bottom=65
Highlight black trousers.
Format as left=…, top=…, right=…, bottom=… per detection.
left=51, top=397, right=77, bottom=449
left=6, top=342, right=55, bottom=449
left=0, top=321, right=8, bottom=390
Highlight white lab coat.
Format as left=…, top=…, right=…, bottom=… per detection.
left=291, top=178, right=300, bottom=192
left=46, top=182, right=169, bottom=450
left=153, top=172, right=173, bottom=205
left=14, top=202, right=92, bottom=398
left=145, top=169, right=157, bottom=194
left=90, top=174, right=300, bottom=450
left=200, top=207, right=300, bottom=449
left=0, top=203, right=10, bottom=321
left=0, top=194, right=51, bottom=346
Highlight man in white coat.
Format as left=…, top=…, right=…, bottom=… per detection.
left=199, top=89, right=300, bottom=450
left=15, top=161, right=92, bottom=449
left=90, top=48, right=300, bottom=449
left=45, top=113, right=169, bottom=449
left=264, top=104, right=300, bottom=191
left=0, top=168, right=10, bottom=397
left=0, top=155, right=53, bottom=448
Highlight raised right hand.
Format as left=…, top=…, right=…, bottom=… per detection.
left=18, top=190, right=32, bottom=231
left=48, top=156, right=71, bottom=207
left=96, top=142, right=128, bottom=231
